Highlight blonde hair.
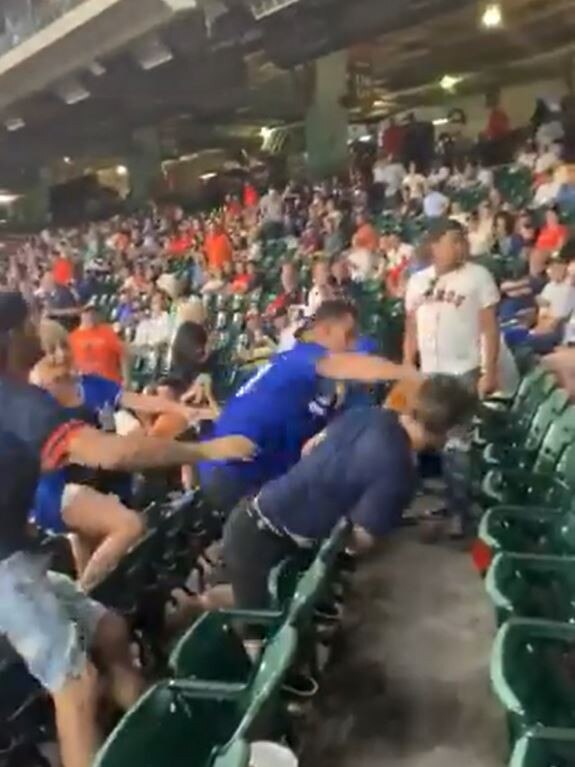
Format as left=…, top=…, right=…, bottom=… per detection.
left=38, top=319, right=69, bottom=355
left=176, top=297, right=206, bottom=326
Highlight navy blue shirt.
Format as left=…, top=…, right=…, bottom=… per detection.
left=198, top=341, right=336, bottom=495
left=0, top=432, right=40, bottom=557
left=258, top=408, right=416, bottom=541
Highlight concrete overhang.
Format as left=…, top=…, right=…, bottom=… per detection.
left=0, top=0, right=197, bottom=112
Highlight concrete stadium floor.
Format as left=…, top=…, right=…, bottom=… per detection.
left=300, top=529, right=507, bottom=767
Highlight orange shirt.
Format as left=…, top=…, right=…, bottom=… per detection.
left=69, top=324, right=124, bottom=383
left=53, top=257, right=73, bottom=286
left=352, top=223, right=379, bottom=252
left=205, top=231, right=233, bottom=272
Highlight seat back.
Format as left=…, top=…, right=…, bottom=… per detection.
left=533, top=405, right=575, bottom=475
left=510, top=367, right=552, bottom=415
left=287, top=557, right=329, bottom=628
left=510, top=727, right=575, bottom=767
left=492, top=619, right=575, bottom=736
left=213, top=739, right=251, bottom=767
left=94, top=683, right=228, bottom=767
left=235, top=624, right=297, bottom=740
left=170, top=612, right=253, bottom=684
left=556, top=442, right=575, bottom=487
left=524, top=388, right=570, bottom=453
left=319, top=518, right=350, bottom=569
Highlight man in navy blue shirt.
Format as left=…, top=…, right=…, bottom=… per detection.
left=221, top=375, right=477, bottom=612
left=199, top=299, right=417, bottom=512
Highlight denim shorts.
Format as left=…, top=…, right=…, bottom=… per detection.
left=0, top=551, right=106, bottom=693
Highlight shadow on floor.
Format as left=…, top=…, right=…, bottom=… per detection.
left=300, top=530, right=507, bottom=767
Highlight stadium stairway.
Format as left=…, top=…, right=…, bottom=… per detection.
left=297, top=526, right=507, bottom=767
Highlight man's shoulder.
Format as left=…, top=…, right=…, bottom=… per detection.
left=407, top=265, right=434, bottom=287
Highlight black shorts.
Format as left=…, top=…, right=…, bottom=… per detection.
left=222, top=503, right=299, bottom=611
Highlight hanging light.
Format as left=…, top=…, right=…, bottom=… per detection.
left=481, top=4, right=503, bottom=29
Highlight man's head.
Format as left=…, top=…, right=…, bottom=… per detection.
left=305, top=299, right=358, bottom=353
left=428, top=219, right=468, bottom=273
left=80, top=301, right=99, bottom=329
left=313, top=259, right=330, bottom=288
left=281, top=262, right=297, bottom=293
left=548, top=250, right=570, bottom=283
left=404, top=374, right=478, bottom=450
left=0, top=292, right=43, bottom=378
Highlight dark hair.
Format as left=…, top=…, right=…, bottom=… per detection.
left=413, top=375, right=478, bottom=436
left=311, top=299, right=358, bottom=326
left=559, top=238, right=575, bottom=263
left=170, top=321, right=208, bottom=386
left=494, top=211, right=515, bottom=237
left=427, top=218, right=465, bottom=243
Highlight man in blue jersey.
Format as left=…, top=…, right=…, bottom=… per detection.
left=221, top=375, right=477, bottom=614
left=198, top=299, right=417, bottom=512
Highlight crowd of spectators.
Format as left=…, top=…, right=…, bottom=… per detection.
left=3, top=99, right=575, bottom=767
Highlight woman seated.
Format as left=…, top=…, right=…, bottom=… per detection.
left=30, top=327, right=206, bottom=589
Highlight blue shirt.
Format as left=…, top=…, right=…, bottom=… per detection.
left=259, top=408, right=415, bottom=540
left=33, top=375, right=125, bottom=532
left=199, top=341, right=334, bottom=495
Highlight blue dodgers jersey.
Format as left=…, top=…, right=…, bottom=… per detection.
left=199, top=342, right=334, bottom=491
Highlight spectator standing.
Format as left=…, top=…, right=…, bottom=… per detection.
left=204, top=220, right=233, bottom=274
left=69, top=301, right=126, bottom=384
left=404, top=219, right=500, bottom=537
left=259, top=188, right=285, bottom=240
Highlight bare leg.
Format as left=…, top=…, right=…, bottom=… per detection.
left=91, top=611, right=146, bottom=711
left=52, top=662, right=101, bottom=767
left=68, top=533, right=92, bottom=579
left=62, top=486, right=145, bottom=591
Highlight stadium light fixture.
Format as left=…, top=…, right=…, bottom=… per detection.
left=116, top=164, right=128, bottom=176
left=0, top=192, right=19, bottom=204
left=440, top=74, right=462, bottom=92
left=135, top=36, right=174, bottom=71
left=481, top=4, right=503, bottom=29
left=55, top=78, right=91, bottom=105
left=63, top=156, right=72, bottom=164
left=5, top=117, right=25, bottom=132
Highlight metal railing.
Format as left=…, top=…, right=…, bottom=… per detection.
left=0, top=0, right=88, bottom=56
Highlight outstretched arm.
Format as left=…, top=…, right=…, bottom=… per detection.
left=316, top=353, right=419, bottom=384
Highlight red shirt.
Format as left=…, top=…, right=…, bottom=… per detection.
left=52, top=257, right=73, bottom=286
left=244, top=184, right=259, bottom=208
left=486, top=108, right=510, bottom=140
left=536, top=224, right=567, bottom=252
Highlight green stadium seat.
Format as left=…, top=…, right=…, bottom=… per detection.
left=213, top=739, right=251, bottom=767
left=481, top=396, right=574, bottom=505
left=95, top=624, right=297, bottom=767
left=478, top=481, right=574, bottom=557
left=491, top=618, right=575, bottom=743
left=486, top=552, right=575, bottom=625
left=475, top=367, right=552, bottom=444
left=481, top=387, right=569, bottom=474
left=509, top=727, right=575, bottom=767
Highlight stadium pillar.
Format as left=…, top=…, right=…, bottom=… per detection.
left=128, top=127, right=162, bottom=206
left=16, top=167, right=52, bottom=228
left=305, top=51, right=348, bottom=178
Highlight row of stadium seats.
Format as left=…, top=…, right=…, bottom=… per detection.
left=0, top=488, right=352, bottom=767
left=473, top=364, right=575, bottom=765
left=94, top=516, right=350, bottom=767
